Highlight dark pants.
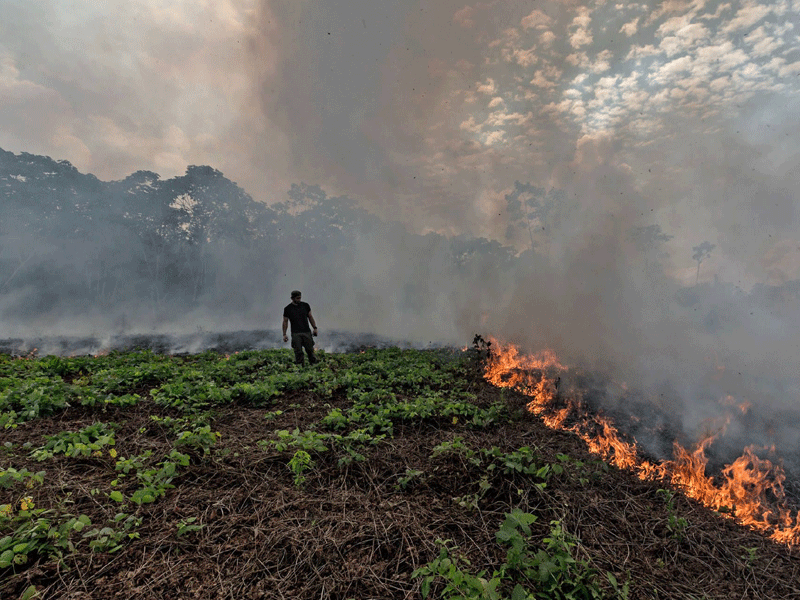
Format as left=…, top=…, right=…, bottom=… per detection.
left=291, top=332, right=317, bottom=365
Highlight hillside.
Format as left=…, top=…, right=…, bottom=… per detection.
left=1, top=347, right=799, bottom=600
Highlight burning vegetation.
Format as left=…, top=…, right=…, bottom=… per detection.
left=482, top=336, right=800, bottom=546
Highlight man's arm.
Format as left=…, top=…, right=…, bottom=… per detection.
left=308, top=310, right=318, bottom=336
left=282, top=316, right=289, bottom=342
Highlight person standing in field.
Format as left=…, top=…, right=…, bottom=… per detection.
left=282, top=290, right=319, bottom=365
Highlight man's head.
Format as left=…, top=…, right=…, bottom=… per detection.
left=291, top=290, right=302, bottom=304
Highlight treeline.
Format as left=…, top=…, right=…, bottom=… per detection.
left=0, top=149, right=515, bottom=332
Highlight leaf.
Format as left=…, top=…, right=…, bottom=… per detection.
left=109, top=491, right=124, bottom=503
left=421, top=576, right=432, bottom=598
left=20, top=585, right=39, bottom=600
left=511, top=583, right=529, bottom=600
left=0, top=549, right=14, bottom=568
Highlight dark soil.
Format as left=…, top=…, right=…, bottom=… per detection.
left=2, top=378, right=800, bottom=600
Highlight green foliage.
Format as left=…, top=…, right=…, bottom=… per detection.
left=740, top=546, right=758, bottom=568
left=266, top=427, right=385, bottom=469
left=0, top=377, right=74, bottom=422
left=83, top=513, right=142, bottom=552
left=657, top=489, right=688, bottom=541
left=413, top=538, right=502, bottom=600
left=0, top=467, right=45, bottom=490
left=174, top=424, right=221, bottom=455
left=413, top=513, right=626, bottom=600
left=129, top=450, right=190, bottom=505
left=31, top=422, right=117, bottom=461
left=176, top=516, right=204, bottom=537
left=0, top=499, right=93, bottom=570
left=397, top=467, right=425, bottom=490
left=288, top=450, right=314, bottom=487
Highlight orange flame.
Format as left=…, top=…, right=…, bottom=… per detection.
left=483, top=338, right=800, bottom=545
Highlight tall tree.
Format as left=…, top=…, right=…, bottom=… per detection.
left=692, top=241, right=715, bottom=284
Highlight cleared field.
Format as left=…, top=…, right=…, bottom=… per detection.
left=1, top=348, right=799, bottom=599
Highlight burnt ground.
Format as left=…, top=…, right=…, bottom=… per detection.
left=2, top=378, right=800, bottom=600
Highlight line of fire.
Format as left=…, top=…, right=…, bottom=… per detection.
left=481, top=337, right=800, bottom=546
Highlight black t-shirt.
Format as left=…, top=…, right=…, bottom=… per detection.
left=283, top=301, right=312, bottom=333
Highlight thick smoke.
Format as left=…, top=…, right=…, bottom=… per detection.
left=245, top=0, right=800, bottom=466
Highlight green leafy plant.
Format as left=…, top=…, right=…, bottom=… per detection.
left=740, top=545, right=758, bottom=568
left=31, top=422, right=117, bottom=461
left=288, top=450, right=314, bottom=487
left=0, top=498, right=93, bottom=570
left=413, top=511, right=625, bottom=600
left=83, top=513, right=142, bottom=552
left=657, top=489, right=689, bottom=541
left=397, top=467, right=425, bottom=490
left=176, top=516, right=204, bottom=537
left=0, top=467, right=45, bottom=490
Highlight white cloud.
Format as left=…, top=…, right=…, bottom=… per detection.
left=626, top=44, right=661, bottom=60
left=482, top=130, right=506, bottom=146
left=590, top=49, right=614, bottom=73
left=511, top=47, right=539, bottom=68
left=744, top=26, right=782, bottom=56
left=529, top=64, right=563, bottom=89
left=570, top=28, right=594, bottom=49
left=777, top=60, right=800, bottom=77
left=721, top=0, right=773, bottom=33
left=569, top=7, right=593, bottom=48
left=477, top=78, right=498, bottom=94
left=530, top=71, right=556, bottom=89
left=486, top=110, right=531, bottom=127
left=709, top=75, right=730, bottom=91
left=540, top=31, right=557, bottom=46
left=521, top=9, right=554, bottom=30
left=488, top=96, right=505, bottom=108
left=695, top=41, right=750, bottom=71
left=620, top=18, right=640, bottom=37
left=650, top=55, right=694, bottom=85
left=459, top=116, right=482, bottom=133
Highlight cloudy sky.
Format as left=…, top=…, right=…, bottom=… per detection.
left=2, top=0, right=799, bottom=286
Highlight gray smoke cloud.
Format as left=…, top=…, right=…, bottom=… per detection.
left=245, top=0, right=800, bottom=464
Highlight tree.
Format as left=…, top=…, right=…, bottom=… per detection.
left=692, top=241, right=715, bottom=284
left=630, top=224, right=673, bottom=271
left=504, top=181, right=564, bottom=255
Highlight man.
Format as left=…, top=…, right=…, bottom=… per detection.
left=282, top=290, right=319, bottom=365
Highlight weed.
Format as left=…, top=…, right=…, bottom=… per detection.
left=740, top=546, right=758, bottom=568
left=0, top=500, right=93, bottom=569
left=397, top=467, right=425, bottom=490
left=0, top=467, right=45, bottom=490
left=657, top=489, right=689, bottom=541
left=413, top=511, right=624, bottom=600
left=176, top=516, right=204, bottom=537
left=288, top=450, right=314, bottom=487
left=31, top=422, right=117, bottom=461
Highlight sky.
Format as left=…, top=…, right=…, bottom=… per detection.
left=1, top=0, right=799, bottom=287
